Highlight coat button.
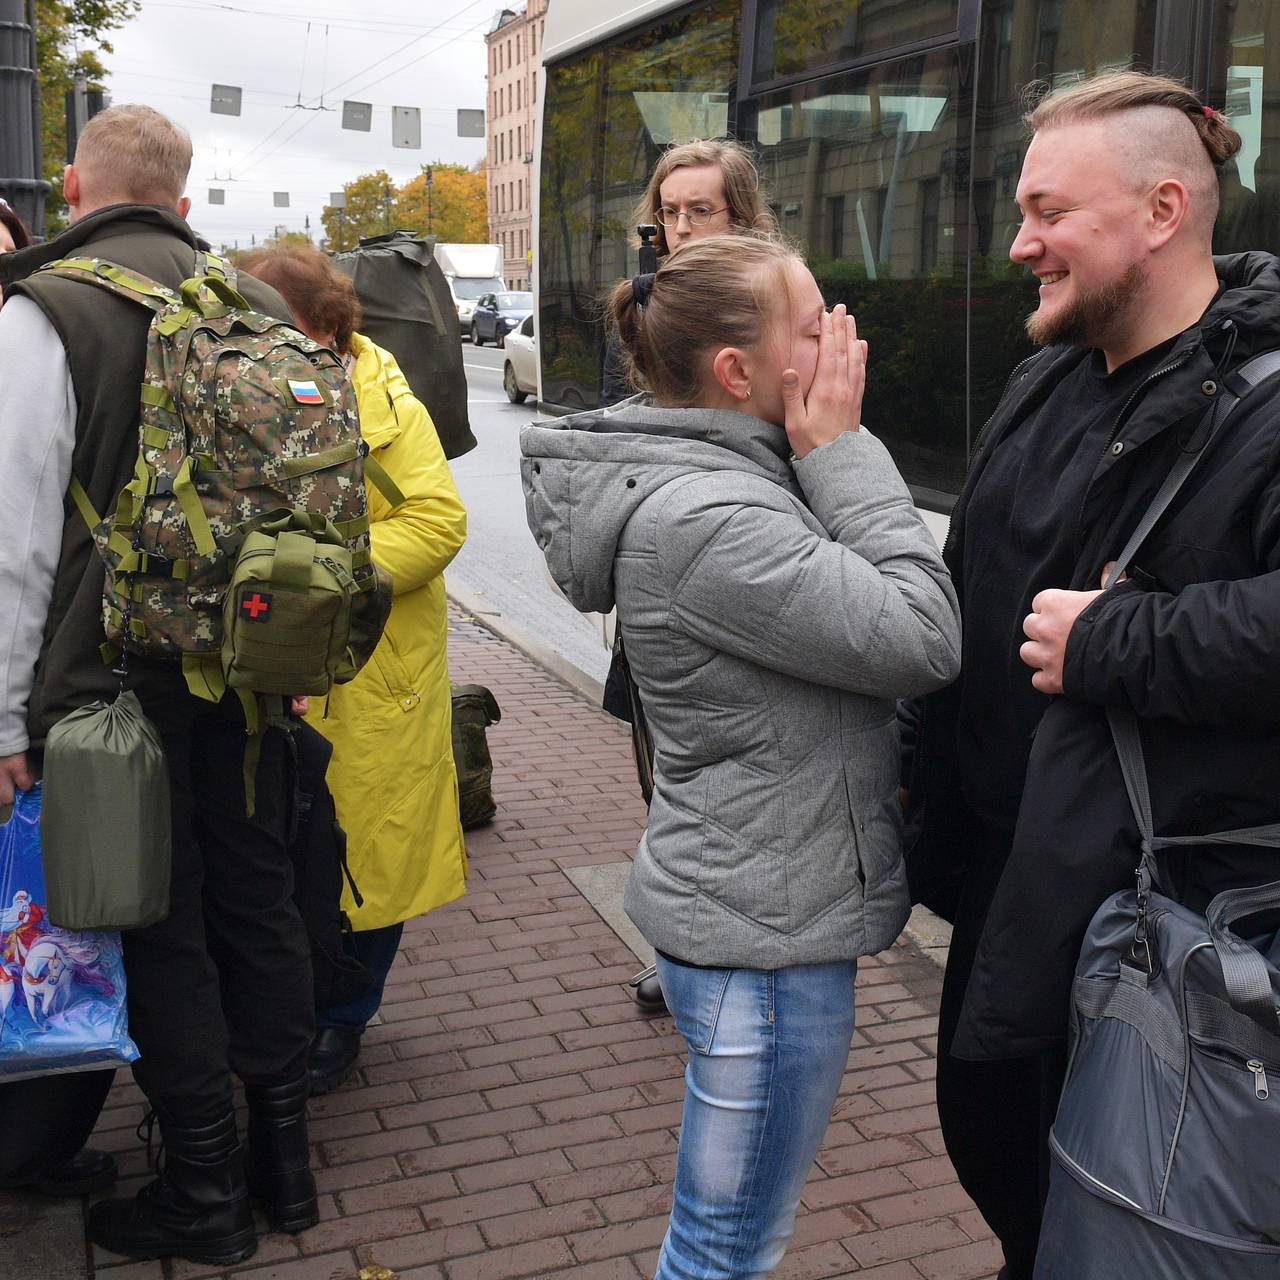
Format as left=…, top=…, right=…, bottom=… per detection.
left=625, top=478, right=637, bottom=488
left=1202, top=380, right=1217, bottom=395
left=1111, top=441, right=1125, bottom=456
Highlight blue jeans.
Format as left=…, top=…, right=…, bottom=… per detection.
left=654, top=955, right=858, bottom=1280
left=317, top=922, right=405, bottom=1030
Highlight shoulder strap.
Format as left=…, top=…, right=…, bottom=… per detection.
left=1104, top=346, right=1280, bottom=1030
left=1104, top=348, right=1280, bottom=589
left=37, top=257, right=178, bottom=314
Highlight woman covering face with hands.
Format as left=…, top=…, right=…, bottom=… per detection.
left=522, top=234, right=959, bottom=1280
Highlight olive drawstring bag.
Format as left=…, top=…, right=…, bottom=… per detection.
left=40, top=691, right=171, bottom=930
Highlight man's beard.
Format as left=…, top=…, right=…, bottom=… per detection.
left=1025, top=259, right=1148, bottom=348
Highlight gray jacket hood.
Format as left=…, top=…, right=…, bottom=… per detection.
left=521, top=397, right=799, bottom=613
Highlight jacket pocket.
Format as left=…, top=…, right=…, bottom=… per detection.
left=371, top=630, right=420, bottom=711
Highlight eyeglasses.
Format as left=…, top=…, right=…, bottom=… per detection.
left=655, top=204, right=729, bottom=228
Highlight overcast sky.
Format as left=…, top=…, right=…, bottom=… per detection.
left=101, top=0, right=492, bottom=249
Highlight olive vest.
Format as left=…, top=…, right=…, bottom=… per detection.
left=4, top=205, right=290, bottom=745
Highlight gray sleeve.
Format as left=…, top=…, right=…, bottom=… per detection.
left=0, top=296, right=78, bottom=756
left=657, top=429, right=961, bottom=698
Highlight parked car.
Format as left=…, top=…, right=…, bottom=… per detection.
left=503, top=315, right=538, bottom=404
left=470, top=290, right=533, bottom=346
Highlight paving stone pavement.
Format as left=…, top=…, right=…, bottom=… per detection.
left=84, top=605, right=1002, bottom=1280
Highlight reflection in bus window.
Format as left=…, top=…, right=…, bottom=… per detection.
left=969, top=0, right=1156, bottom=456
left=1211, top=1, right=1279, bottom=255
left=537, top=0, right=739, bottom=411
left=749, top=51, right=971, bottom=498
left=753, top=0, right=959, bottom=85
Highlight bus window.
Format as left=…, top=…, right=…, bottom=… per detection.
left=538, top=0, right=740, bottom=412
left=748, top=50, right=972, bottom=499
left=969, top=0, right=1156, bottom=462
left=1210, top=0, right=1280, bottom=255
left=599, top=0, right=739, bottom=316
left=753, top=0, right=959, bottom=86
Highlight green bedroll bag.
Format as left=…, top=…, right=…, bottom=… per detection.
left=450, top=684, right=501, bottom=830
left=40, top=691, right=171, bottom=931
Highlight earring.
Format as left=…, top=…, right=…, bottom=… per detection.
left=743, top=387, right=752, bottom=400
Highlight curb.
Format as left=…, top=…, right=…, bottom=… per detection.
left=446, top=583, right=605, bottom=705
left=446, top=591, right=952, bottom=971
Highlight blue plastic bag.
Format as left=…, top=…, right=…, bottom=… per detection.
left=0, top=785, right=139, bottom=1080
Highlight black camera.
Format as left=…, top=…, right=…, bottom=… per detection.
left=637, top=224, right=658, bottom=275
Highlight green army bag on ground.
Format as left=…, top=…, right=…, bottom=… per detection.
left=39, top=252, right=401, bottom=705
left=40, top=691, right=171, bottom=930
left=450, top=684, right=501, bottom=830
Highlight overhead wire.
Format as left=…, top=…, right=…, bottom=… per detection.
left=231, top=0, right=490, bottom=180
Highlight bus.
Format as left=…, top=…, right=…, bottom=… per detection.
left=533, top=0, right=1276, bottom=511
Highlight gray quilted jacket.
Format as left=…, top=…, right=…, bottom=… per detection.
left=520, top=400, right=960, bottom=967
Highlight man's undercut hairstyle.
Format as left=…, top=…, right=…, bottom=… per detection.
left=1025, top=71, right=1242, bottom=239
left=73, top=104, right=193, bottom=206
left=608, top=232, right=796, bottom=406
left=631, top=138, right=780, bottom=256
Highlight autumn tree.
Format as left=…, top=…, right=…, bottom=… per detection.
left=322, top=163, right=487, bottom=251
left=36, top=0, right=140, bottom=235
left=396, top=163, right=487, bottom=242
left=321, top=170, right=399, bottom=251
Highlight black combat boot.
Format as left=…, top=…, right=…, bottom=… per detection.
left=88, top=1109, right=257, bottom=1265
left=244, top=1074, right=319, bottom=1233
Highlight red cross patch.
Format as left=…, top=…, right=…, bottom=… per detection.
left=240, top=590, right=272, bottom=622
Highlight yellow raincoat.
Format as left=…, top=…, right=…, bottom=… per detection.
left=306, top=333, right=468, bottom=930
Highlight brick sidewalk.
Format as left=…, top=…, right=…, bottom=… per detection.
left=86, top=605, right=1002, bottom=1280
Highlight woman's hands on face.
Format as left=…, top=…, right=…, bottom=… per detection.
left=781, top=303, right=867, bottom=460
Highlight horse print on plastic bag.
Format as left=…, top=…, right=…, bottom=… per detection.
left=0, top=786, right=138, bottom=1079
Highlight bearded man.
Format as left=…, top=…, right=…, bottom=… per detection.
left=903, top=70, right=1280, bottom=1278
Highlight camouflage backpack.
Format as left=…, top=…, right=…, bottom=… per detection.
left=41, top=251, right=402, bottom=714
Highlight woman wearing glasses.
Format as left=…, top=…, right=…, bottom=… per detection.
left=602, top=139, right=778, bottom=404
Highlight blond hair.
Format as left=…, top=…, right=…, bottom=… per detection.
left=1025, top=71, right=1241, bottom=166
left=630, top=138, right=779, bottom=256
left=73, top=104, right=193, bottom=205
left=609, top=233, right=796, bottom=406
left=1024, top=71, right=1240, bottom=242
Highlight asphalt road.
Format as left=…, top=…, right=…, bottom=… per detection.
left=444, top=341, right=613, bottom=690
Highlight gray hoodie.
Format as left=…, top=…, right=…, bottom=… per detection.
left=521, top=400, right=960, bottom=967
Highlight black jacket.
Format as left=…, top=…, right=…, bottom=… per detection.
left=907, top=252, right=1280, bottom=1060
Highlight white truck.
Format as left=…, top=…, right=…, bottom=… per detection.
left=432, top=242, right=505, bottom=333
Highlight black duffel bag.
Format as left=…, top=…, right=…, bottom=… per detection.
left=331, top=231, right=477, bottom=460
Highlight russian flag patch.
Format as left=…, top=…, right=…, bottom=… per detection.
left=287, top=378, right=325, bottom=405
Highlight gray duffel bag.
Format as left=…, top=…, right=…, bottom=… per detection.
left=1035, top=704, right=1280, bottom=1278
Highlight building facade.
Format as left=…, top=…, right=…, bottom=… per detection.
left=485, top=0, right=547, bottom=291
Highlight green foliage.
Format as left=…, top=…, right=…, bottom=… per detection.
left=322, top=164, right=488, bottom=251
left=35, top=0, right=140, bottom=236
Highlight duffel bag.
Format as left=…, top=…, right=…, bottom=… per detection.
left=1035, top=704, right=1280, bottom=1278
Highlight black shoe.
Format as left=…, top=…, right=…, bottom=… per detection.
left=628, top=965, right=668, bottom=1015
left=244, top=1074, right=319, bottom=1234
left=25, top=1147, right=117, bottom=1197
left=307, top=1026, right=362, bottom=1095
left=87, top=1109, right=257, bottom=1266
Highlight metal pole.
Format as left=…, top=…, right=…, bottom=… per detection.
left=0, top=0, right=50, bottom=234
left=426, top=165, right=433, bottom=236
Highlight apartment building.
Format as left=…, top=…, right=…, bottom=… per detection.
left=485, top=0, right=547, bottom=291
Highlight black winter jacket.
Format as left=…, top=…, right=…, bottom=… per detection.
left=907, top=252, right=1280, bottom=1061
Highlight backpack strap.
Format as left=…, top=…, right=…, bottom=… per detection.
left=39, top=257, right=178, bottom=313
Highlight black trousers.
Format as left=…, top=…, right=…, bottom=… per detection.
left=935, top=822, right=1067, bottom=1280
left=0, top=1068, right=115, bottom=1184
left=122, top=690, right=313, bottom=1123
